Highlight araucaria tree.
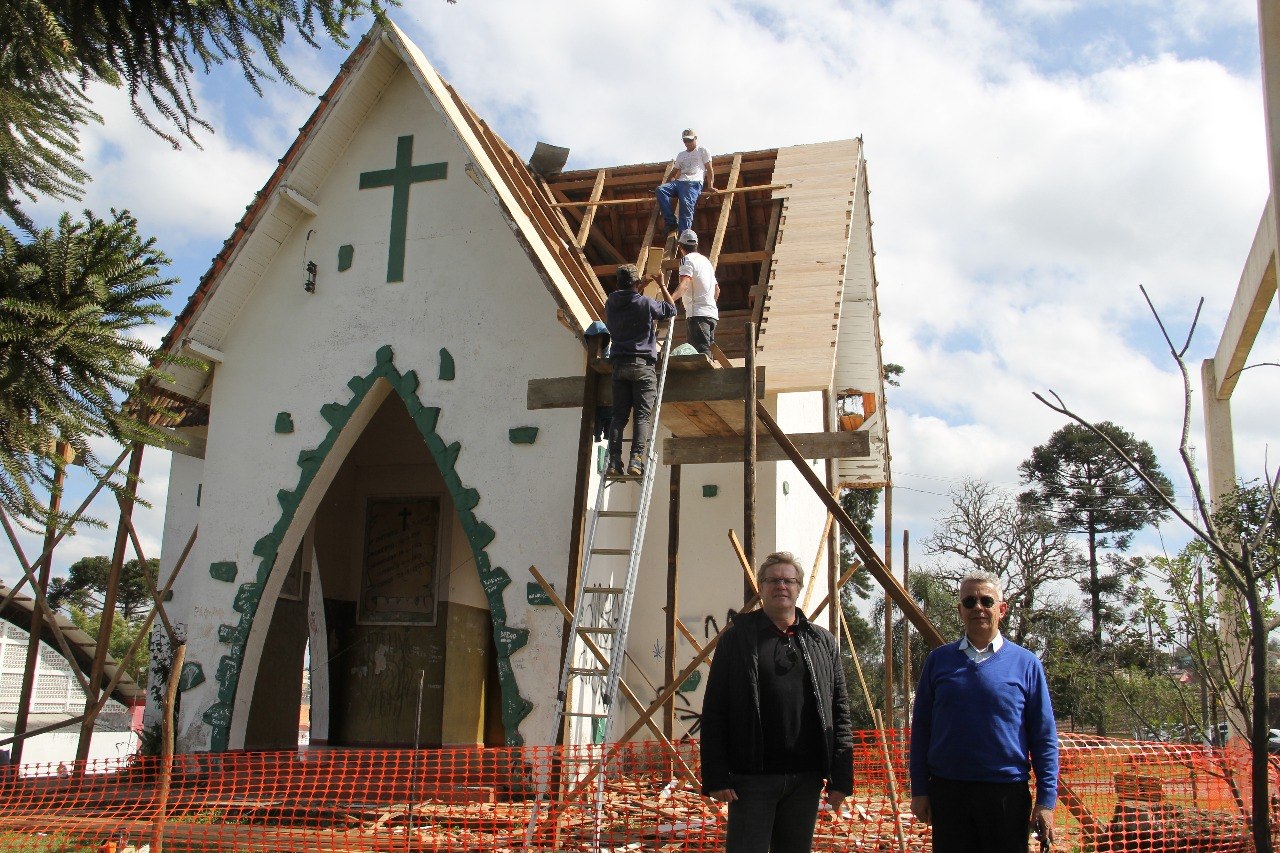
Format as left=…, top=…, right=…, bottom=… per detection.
left=0, top=0, right=402, bottom=227
left=0, top=209, right=176, bottom=522
left=1018, top=422, right=1173, bottom=649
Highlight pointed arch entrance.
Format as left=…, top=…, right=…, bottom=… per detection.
left=205, top=346, right=532, bottom=751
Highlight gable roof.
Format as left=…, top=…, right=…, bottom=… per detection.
left=148, top=20, right=605, bottom=418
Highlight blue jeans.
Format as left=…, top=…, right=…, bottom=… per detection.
left=656, top=179, right=702, bottom=232
left=725, top=771, right=825, bottom=853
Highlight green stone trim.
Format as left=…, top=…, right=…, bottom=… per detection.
left=508, top=427, right=538, bottom=445
left=678, top=669, right=702, bottom=693
left=438, top=347, right=455, bottom=381
left=179, top=662, right=206, bottom=691
left=596, top=445, right=606, bottom=475
left=702, top=485, right=719, bottom=498
left=202, top=345, right=532, bottom=750
left=274, top=412, right=294, bottom=434
left=337, top=244, right=354, bottom=272
left=527, top=582, right=553, bottom=606
left=209, top=561, right=238, bottom=583
left=358, top=136, right=447, bottom=282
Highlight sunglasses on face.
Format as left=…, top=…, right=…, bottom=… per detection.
left=961, top=595, right=997, bottom=609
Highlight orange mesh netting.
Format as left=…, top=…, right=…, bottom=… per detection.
left=0, top=731, right=1272, bottom=851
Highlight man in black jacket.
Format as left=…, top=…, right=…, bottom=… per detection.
left=701, top=551, right=853, bottom=853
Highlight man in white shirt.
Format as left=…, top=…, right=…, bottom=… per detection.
left=656, top=129, right=715, bottom=235
left=668, top=229, right=719, bottom=354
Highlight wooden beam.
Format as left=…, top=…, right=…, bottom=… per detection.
left=710, top=154, right=742, bottom=266
left=593, top=250, right=769, bottom=277
left=664, top=465, right=680, bottom=740
left=575, top=169, right=608, bottom=248
left=528, top=366, right=765, bottom=410
left=754, top=403, right=945, bottom=648
left=662, top=430, right=869, bottom=466
left=752, top=199, right=783, bottom=328
left=1212, top=197, right=1278, bottom=399
left=743, top=320, right=756, bottom=601
left=552, top=183, right=787, bottom=207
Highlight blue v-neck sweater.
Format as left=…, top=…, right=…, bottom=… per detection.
left=909, top=639, right=1058, bottom=808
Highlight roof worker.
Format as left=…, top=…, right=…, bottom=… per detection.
left=668, top=229, right=719, bottom=355
left=656, top=129, right=715, bottom=236
left=909, top=570, right=1059, bottom=853
left=604, top=264, right=676, bottom=477
left=701, top=551, right=853, bottom=853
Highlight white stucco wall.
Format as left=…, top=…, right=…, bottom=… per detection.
left=161, top=62, right=585, bottom=750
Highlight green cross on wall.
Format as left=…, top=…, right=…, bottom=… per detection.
left=359, top=135, right=447, bottom=282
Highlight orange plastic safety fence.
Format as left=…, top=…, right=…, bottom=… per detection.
left=0, top=732, right=1273, bottom=851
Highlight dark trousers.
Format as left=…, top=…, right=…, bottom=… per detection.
left=607, top=357, right=657, bottom=463
left=928, top=777, right=1031, bottom=853
left=725, top=771, right=824, bottom=853
left=687, top=316, right=717, bottom=354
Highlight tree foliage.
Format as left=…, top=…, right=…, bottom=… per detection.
left=1018, top=421, right=1173, bottom=648
left=0, top=0, right=404, bottom=227
left=0, top=209, right=177, bottom=522
left=68, top=604, right=148, bottom=686
left=49, top=554, right=158, bottom=621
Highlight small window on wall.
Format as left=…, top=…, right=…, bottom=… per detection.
left=836, top=389, right=877, bottom=431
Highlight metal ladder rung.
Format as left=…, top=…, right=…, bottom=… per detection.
left=568, top=667, right=608, bottom=677
left=566, top=711, right=610, bottom=719
left=578, top=626, right=617, bottom=635
left=584, top=586, right=624, bottom=595
left=589, top=548, right=630, bottom=556
left=598, top=510, right=637, bottom=518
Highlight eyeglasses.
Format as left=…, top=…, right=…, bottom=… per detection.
left=961, top=595, right=997, bottom=609
left=763, top=577, right=800, bottom=587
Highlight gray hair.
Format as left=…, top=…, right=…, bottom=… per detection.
left=959, top=570, right=1003, bottom=599
left=757, top=551, right=805, bottom=589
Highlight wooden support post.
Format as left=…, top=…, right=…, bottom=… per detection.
left=901, top=529, right=912, bottom=726
left=575, top=169, right=607, bottom=247
left=77, top=442, right=144, bottom=763
left=12, top=441, right=69, bottom=766
left=754, top=403, right=945, bottom=647
left=743, top=322, right=757, bottom=603
left=152, top=642, right=185, bottom=853
left=664, top=465, right=681, bottom=740
left=883, top=484, right=894, bottom=728
left=824, top=390, right=838, bottom=636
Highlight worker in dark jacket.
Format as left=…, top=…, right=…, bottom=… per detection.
left=701, top=551, right=854, bottom=853
left=604, top=264, right=676, bottom=477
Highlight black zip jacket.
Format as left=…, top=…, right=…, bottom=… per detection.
left=700, top=608, right=854, bottom=795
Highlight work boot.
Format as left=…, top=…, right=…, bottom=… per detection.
left=605, top=457, right=624, bottom=477
left=627, top=454, right=644, bottom=477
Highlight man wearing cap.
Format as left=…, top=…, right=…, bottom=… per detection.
left=656, top=129, right=715, bottom=235
left=669, top=229, right=719, bottom=355
left=604, top=264, right=677, bottom=477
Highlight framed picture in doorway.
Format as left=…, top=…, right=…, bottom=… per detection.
left=357, top=496, right=443, bottom=625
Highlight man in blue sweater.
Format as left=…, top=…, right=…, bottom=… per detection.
left=909, top=571, right=1058, bottom=852
left=604, top=264, right=676, bottom=476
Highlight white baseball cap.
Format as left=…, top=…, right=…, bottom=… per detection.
left=678, top=229, right=699, bottom=246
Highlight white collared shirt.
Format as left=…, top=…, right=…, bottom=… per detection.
left=959, top=631, right=1004, bottom=664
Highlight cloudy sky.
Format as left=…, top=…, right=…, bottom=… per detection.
left=11, top=0, right=1278, bottom=607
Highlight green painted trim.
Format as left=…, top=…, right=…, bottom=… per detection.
left=702, top=485, right=719, bottom=498
left=678, top=669, right=702, bottom=693
left=358, top=136, right=447, bottom=282
left=527, top=582, right=553, bottom=606
left=438, top=347, right=455, bottom=381
left=209, top=561, right=238, bottom=583
left=337, top=244, right=354, bottom=272
left=179, top=662, right=206, bottom=691
left=596, top=445, right=606, bottom=475
left=202, top=345, right=533, bottom=750
left=508, top=427, right=538, bottom=445
left=274, top=412, right=294, bottom=434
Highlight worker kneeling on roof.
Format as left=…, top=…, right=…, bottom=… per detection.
left=668, top=229, right=719, bottom=355
left=604, top=264, right=676, bottom=477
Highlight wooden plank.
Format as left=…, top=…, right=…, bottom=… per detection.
left=668, top=401, right=736, bottom=437
left=589, top=353, right=715, bottom=374
left=710, top=154, right=742, bottom=265
left=662, top=430, right=870, bottom=465
left=528, top=366, right=765, bottom=410
left=575, top=169, right=608, bottom=248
